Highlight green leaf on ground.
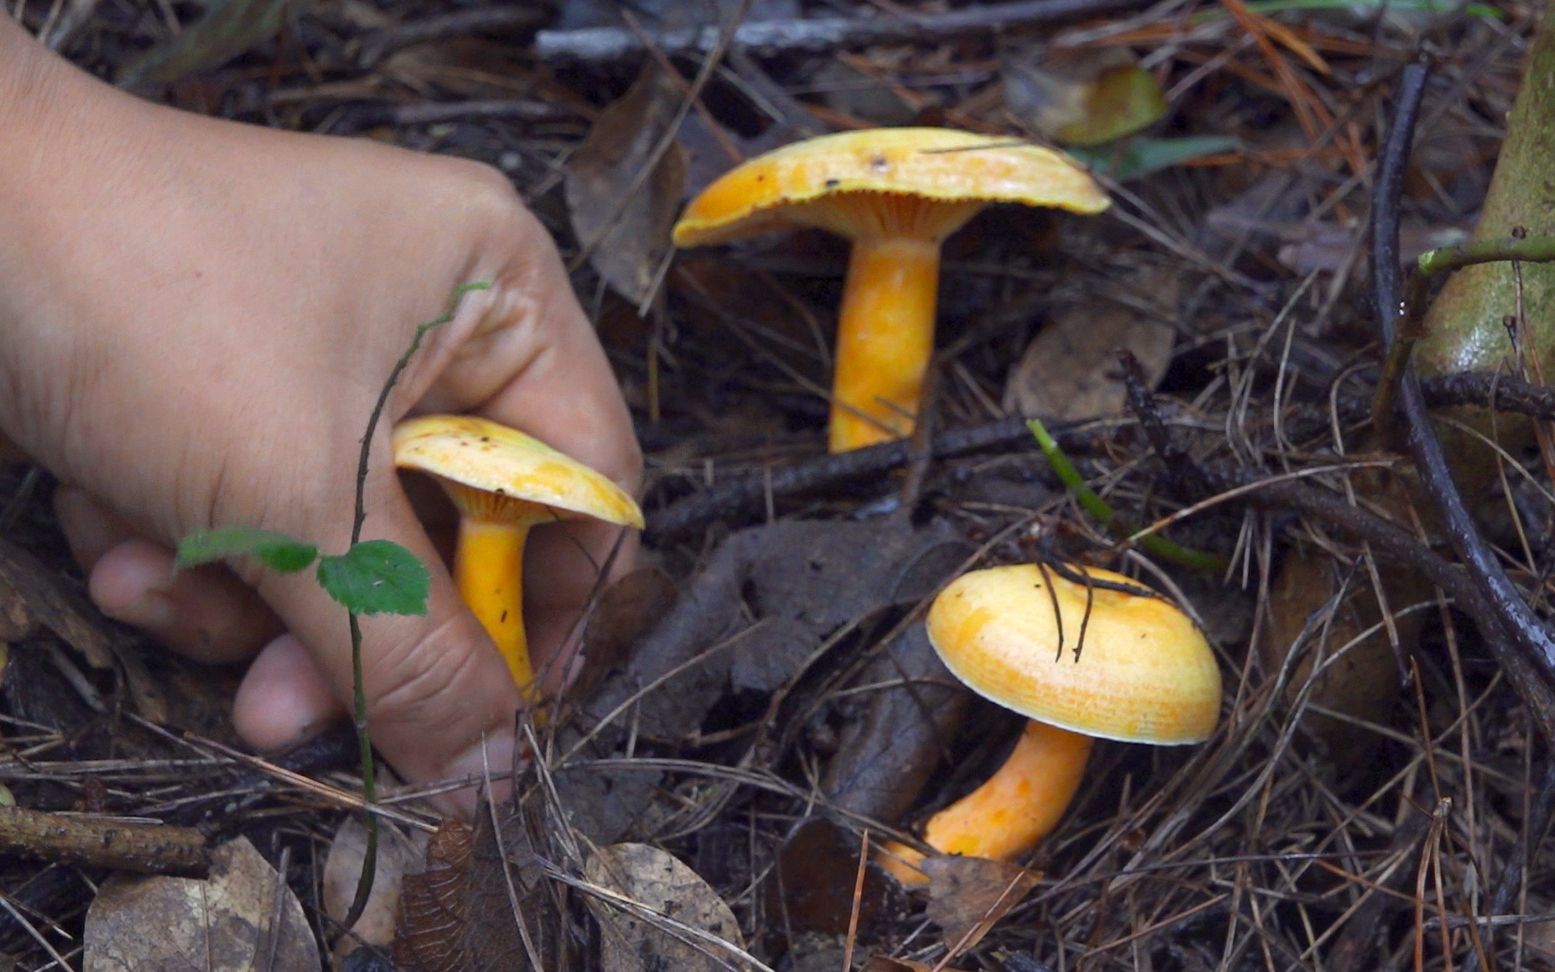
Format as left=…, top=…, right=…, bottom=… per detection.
left=1054, top=65, right=1168, bottom=147
left=316, top=540, right=429, bottom=617
left=1070, top=135, right=1241, bottom=182
left=176, top=528, right=319, bottom=573
left=117, top=0, right=294, bottom=88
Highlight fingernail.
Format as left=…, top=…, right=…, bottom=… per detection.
left=108, top=588, right=178, bottom=632
left=438, top=731, right=519, bottom=818
left=89, top=540, right=177, bottom=624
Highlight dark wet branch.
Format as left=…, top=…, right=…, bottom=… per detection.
left=1370, top=62, right=1555, bottom=739
left=648, top=371, right=1555, bottom=544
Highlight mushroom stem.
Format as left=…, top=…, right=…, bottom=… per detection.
left=829, top=235, right=942, bottom=452
left=454, top=519, right=536, bottom=696
left=879, top=720, right=1093, bottom=885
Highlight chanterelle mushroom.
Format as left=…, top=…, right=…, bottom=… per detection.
left=880, top=562, right=1221, bottom=883
left=673, top=128, right=1109, bottom=451
left=392, top=415, right=643, bottom=697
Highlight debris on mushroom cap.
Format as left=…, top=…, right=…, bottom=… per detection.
left=672, top=127, right=1110, bottom=248
left=927, top=563, right=1221, bottom=745
left=392, top=415, right=643, bottom=528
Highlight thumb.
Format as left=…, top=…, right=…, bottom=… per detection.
left=251, top=469, right=521, bottom=808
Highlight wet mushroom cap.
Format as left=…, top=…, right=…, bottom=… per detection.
left=392, top=415, right=643, bottom=528
left=927, top=564, right=1221, bottom=745
left=672, top=127, right=1110, bottom=247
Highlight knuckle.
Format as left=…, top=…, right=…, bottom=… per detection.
left=440, top=158, right=526, bottom=220
left=365, top=615, right=495, bottom=736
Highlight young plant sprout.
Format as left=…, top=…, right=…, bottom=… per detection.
left=392, top=415, right=643, bottom=697
left=879, top=563, right=1221, bottom=884
left=673, top=128, right=1109, bottom=452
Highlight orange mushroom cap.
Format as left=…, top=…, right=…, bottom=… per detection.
left=672, top=127, right=1109, bottom=247
left=927, top=563, right=1221, bottom=745
left=392, top=415, right=643, bottom=529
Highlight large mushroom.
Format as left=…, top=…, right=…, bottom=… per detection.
left=880, top=562, right=1221, bottom=883
left=673, top=128, right=1109, bottom=452
left=392, top=415, right=643, bottom=697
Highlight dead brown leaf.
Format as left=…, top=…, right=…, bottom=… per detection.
left=921, top=856, right=1040, bottom=956
left=766, top=818, right=900, bottom=938
left=1002, top=270, right=1177, bottom=420
left=463, top=800, right=563, bottom=972
left=83, top=837, right=318, bottom=972
left=394, top=820, right=475, bottom=972
left=585, top=842, right=750, bottom=972
left=565, top=63, right=687, bottom=307
left=323, top=816, right=429, bottom=966
left=573, top=566, right=678, bottom=701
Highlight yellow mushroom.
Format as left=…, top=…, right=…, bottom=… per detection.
left=673, top=128, right=1109, bottom=452
left=392, top=415, right=643, bottom=697
left=879, top=563, right=1221, bottom=884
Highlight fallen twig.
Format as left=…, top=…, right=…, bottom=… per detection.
left=0, top=805, right=208, bottom=877
left=353, top=8, right=549, bottom=69
left=533, top=0, right=1150, bottom=64
left=648, top=372, right=1555, bottom=543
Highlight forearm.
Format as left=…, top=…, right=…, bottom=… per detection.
left=0, top=16, right=150, bottom=458
left=0, top=16, right=93, bottom=184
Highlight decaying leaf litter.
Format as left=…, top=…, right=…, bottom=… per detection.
left=3, top=1, right=1553, bottom=969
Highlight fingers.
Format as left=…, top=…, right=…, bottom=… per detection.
left=417, top=203, right=643, bottom=497
left=479, top=235, right=643, bottom=495
left=250, top=476, right=522, bottom=809
left=523, top=519, right=640, bottom=695
left=232, top=633, right=345, bottom=750
left=475, top=223, right=645, bottom=682
left=54, top=486, right=283, bottom=663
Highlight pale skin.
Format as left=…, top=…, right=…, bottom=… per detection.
left=0, top=17, right=642, bottom=811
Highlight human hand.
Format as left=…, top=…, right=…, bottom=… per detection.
left=0, top=25, right=641, bottom=806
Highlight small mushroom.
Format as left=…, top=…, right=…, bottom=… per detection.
left=673, top=128, right=1109, bottom=452
left=879, top=563, right=1221, bottom=883
left=392, top=415, right=643, bottom=697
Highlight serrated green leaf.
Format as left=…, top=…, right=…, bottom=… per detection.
left=316, top=540, right=430, bottom=617
left=176, top=527, right=319, bottom=573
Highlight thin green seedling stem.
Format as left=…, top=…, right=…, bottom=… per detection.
left=1026, top=419, right=1227, bottom=573
left=1372, top=235, right=1555, bottom=443
left=342, top=281, right=490, bottom=930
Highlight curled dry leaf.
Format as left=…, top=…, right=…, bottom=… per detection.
left=1002, top=269, right=1177, bottom=421
left=584, top=842, right=749, bottom=972
left=393, top=820, right=475, bottom=972
left=565, top=63, right=688, bottom=307
left=323, top=816, right=429, bottom=965
left=766, top=818, right=899, bottom=938
left=83, top=837, right=318, bottom=972
left=921, top=856, right=1040, bottom=956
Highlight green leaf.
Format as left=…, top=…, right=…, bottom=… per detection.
left=117, top=0, right=296, bottom=87
left=1069, top=135, right=1242, bottom=183
left=176, top=527, right=318, bottom=573
left=1055, top=65, right=1168, bottom=148
left=316, top=540, right=430, bottom=617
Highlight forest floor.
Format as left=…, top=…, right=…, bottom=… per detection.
left=1, top=2, right=1551, bottom=970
